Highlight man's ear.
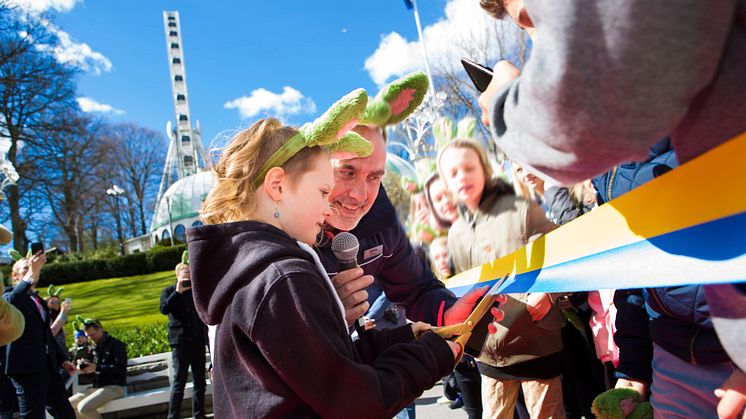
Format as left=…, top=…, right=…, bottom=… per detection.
left=262, top=167, right=286, bottom=201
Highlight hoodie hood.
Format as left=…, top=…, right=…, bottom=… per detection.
left=186, top=220, right=314, bottom=325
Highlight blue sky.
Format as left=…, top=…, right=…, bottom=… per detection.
left=10, top=0, right=523, bottom=149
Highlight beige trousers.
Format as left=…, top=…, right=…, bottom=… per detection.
left=481, top=374, right=565, bottom=419
left=69, top=385, right=126, bottom=419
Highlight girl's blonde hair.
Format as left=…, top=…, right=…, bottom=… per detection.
left=200, top=118, right=327, bottom=225
left=436, top=139, right=496, bottom=193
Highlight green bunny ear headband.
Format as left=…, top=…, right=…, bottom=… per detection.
left=252, top=88, right=373, bottom=189
left=8, top=249, right=31, bottom=262
left=360, top=71, right=430, bottom=127
left=72, top=315, right=100, bottom=332
left=46, top=284, right=64, bottom=299
left=181, top=250, right=189, bottom=265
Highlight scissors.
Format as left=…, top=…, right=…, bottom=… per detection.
left=428, top=274, right=510, bottom=362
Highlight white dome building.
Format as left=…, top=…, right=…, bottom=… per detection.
left=151, top=171, right=214, bottom=244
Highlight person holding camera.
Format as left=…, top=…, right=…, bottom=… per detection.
left=3, top=251, right=77, bottom=419
left=68, top=319, right=127, bottom=419
left=160, top=258, right=207, bottom=419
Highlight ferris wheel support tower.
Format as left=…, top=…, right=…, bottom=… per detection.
left=155, top=11, right=209, bottom=207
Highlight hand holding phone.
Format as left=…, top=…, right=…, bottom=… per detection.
left=30, top=242, right=44, bottom=255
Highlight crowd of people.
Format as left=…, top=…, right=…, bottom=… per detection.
left=0, top=0, right=743, bottom=418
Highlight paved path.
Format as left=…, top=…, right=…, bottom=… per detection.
left=197, top=381, right=469, bottom=419
left=414, top=381, right=469, bottom=419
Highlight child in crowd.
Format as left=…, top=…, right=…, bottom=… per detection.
left=423, top=173, right=459, bottom=231
left=429, top=236, right=452, bottom=281
left=69, top=330, right=95, bottom=386
left=187, top=90, right=458, bottom=418
left=438, top=139, right=565, bottom=419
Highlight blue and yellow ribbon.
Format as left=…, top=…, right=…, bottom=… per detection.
left=446, top=132, right=746, bottom=297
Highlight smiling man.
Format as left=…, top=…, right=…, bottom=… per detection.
left=316, top=124, right=491, bottom=329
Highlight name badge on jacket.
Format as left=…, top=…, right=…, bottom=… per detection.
left=363, top=245, right=383, bottom=260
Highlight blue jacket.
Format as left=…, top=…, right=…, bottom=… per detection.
left=317, top=186, right=456, bottom=325
left=592, top=138, right=678, bottom=204
left=601, top=140, right=729, bottom=381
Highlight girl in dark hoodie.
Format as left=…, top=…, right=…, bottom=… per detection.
left=187, top=90, right=458, bottom=419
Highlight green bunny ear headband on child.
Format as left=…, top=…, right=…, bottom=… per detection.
left=252, top=88, right=373, bottom=189
left=360, top=71, right=430, bottom=127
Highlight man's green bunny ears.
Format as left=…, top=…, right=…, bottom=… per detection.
left=181, top=250, right=189, bottom=265
left=252, top=88, right=373, bottom=189
left=360, top=71, right=429, bottom=127
left=8, top=249, right=31, bottom=262
left=72, top=315, right=100, bottom=332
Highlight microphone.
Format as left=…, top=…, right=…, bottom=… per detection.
left=331, top=232, right=367, bottom=334
left=331, top=232, right=360, bottom=271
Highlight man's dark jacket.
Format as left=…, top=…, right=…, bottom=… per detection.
left=317, top=187, right=456, bottom=325
left=160, top=286, right=207, bottom=346
left=92, top=332, right=127, bottom=387
left=3, top=281, right=68, bottom=375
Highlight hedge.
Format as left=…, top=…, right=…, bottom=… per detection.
left=110, top=323, right=170, bottom=358
left=38, top=244, right=187, bottom=286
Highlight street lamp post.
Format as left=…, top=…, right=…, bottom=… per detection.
left=106, top=185, right=125, bottom=255
left=165, top=196, right=175, bottom=246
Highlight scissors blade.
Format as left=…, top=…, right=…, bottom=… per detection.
left=461, top=273, right=511, bottom=330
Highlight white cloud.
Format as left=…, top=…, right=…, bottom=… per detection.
left=46, top=28, right=113, bottom=75
left=7, top=0, right=81, bottom=13
left=364, top=0, right=525, bottom=85
left=224, top=86, right=317, bottom=120
left=77, top=97, right=125, bottom=115
left=9, top=0, right=112, bottom=75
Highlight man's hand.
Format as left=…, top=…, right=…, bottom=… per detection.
left=444, top=286, right=506, bottom=328
left=526, top=292, right=553, bottom=322
left=80, top=363, right=96, bottom=374
left=715, top=369, right=746, bottom=419
left=477, top=60, right=521, bottom=127
left=62, top=361, right=77, bottom=376
left=331, top=268, right=374, bottom=326
left=175, top=278, right=191, bottom=293
left=615, top=377, right=650, bottom=400
left=25, top=251, right=46, bottom=285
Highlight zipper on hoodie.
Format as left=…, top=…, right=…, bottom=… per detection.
left=689, top=325, right=700, bottom=365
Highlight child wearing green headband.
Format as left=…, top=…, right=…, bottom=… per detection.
left=188, top=89, right=458, bottom=418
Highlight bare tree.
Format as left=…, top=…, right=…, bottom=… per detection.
left=103, top=123, right=166, bottom=236
left=431, top=19, right=529, bottom=142
left=0, top=5, right=78, bottom=251
left=32, top=114, right=109, bottom=252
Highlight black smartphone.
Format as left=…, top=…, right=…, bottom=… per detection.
left=461, top=58, right=494, bottom=93
left=182, top=280, right=191, bottom=287
left=463, top=300, right=501, bottom=358
left=30, top=242, right=44, bottom=255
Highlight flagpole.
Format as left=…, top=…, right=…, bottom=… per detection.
left=411, top=0, right=434, bottom=93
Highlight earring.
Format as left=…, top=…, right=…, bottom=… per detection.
left=273, top=201, right=280, bottom=219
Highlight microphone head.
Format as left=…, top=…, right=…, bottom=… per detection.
left=331, top=232, right=359, bottom=264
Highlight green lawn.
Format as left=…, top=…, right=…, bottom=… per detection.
left=59, top=270, right=176, bottom=340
